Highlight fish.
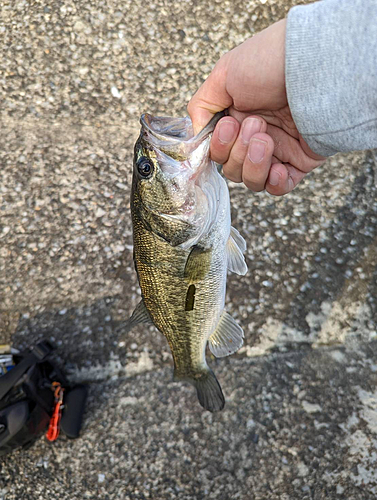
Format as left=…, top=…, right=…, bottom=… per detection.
left=128, top=111, right=248, bottom=412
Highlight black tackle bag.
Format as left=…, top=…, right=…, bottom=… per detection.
left=0, top=340, right=87, bottom=456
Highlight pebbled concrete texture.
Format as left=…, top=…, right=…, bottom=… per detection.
left=1, top=0, right=377, bottom=498
left=3, top=344, right=377, bottom=500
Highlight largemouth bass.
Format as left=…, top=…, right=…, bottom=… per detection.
left=128, top=112, right=248, bottom=412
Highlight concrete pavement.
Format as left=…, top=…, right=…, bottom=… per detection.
left=1, top=0, right=376, bottom=498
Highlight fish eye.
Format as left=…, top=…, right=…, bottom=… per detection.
left=137, top=157, right=154, bottom=178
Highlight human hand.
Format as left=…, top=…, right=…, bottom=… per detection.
left=187, top=19, right=326, bottom=195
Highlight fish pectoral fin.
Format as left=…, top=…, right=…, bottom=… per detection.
left=184, top=245, right=212, bottom=283
left=208, top=311, right=244, bottom=358
left=226, top=226, right=248, bottom=276
left=126, top=300, right=152, bottom=330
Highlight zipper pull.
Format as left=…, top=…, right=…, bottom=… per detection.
left=46, top=382, right=64, bottom=442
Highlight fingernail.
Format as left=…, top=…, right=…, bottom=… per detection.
left=269, top=170, right=281, bottom=186
left=218, top=120, right=237, bottom=144
left=241, top=118, right=262, bottom=143
left=248, top=138, right=266, bottom=163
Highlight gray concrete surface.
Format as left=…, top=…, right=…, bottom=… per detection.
left=0, top=0, right=377, bottom=498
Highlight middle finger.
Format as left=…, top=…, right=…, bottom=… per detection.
left=222, top=116, right=266, bottom=182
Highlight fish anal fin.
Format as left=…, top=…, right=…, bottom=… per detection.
left=208, top=311, right=244, bottom=358
left=226, top=226, right=248, bottom=276
left=126, top=300, right=152, bottom=330
left=184, top=245, right=212, bottom=283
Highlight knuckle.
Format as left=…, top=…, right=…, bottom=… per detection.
left=242, top=166, right=267, bottom=188
left=230, top=149, right=247, bottom=165
left=223, top=164, right=241, bottom=183
left=242, top=177, right=264, bottom=192
left=210, top=143, right=229, bottom=164
left=266, top=185, right=287, bottom=196
left=211, top=149, right=228, bottom=164
left=246, top=184, right=264, bottom=193
left=226, top=174, right=242, bottom=183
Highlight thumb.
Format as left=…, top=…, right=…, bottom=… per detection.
left=187, top=58, right=233, bottom=135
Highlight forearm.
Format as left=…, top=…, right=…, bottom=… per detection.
left=286, top=0, right=377, bottom=156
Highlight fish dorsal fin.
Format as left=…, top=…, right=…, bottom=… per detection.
left=126, top=300, right=152, bottom=330
left=226, top=226, right=248, bottom=276
left=184, top=245, right=212, bottom=283
left=208, top=311, right=244, bottom=358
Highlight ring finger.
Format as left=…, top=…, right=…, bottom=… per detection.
left=241, top=132, right=275, bottom=191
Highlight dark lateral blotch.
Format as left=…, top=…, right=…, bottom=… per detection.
left=185, top=284, right=196, bottom=311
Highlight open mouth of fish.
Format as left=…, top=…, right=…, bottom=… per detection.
left=140, top=111, right=226, bottom=161
left=141, top=114, right=194, bottom=140
left=139, top=111, right=226, bottom=222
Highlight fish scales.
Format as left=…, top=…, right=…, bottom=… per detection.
left=128, top=112, right=248, bottom=412
left=133, top=200, right=227, bottom=375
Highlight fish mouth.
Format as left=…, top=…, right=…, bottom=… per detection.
left=140, top=111, right=227, bottom=160
left=141, top=114, right=194, bottom=143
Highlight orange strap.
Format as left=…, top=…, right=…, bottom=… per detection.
left=46, top=382, right=64, bottom=442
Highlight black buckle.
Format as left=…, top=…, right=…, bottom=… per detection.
left=31, top=341, right=54, bottom=361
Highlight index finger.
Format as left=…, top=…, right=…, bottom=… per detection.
left=187, top=56, right=233, bottom=135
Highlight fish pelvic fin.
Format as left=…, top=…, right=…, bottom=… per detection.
left=208, top=310, right=244, bottom=358
left=175, top=368, right=225, bottom=413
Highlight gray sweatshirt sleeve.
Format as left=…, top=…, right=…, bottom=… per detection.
left=285, top=0, right=377, bottom=157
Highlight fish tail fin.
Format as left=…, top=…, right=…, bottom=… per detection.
left=174, top=367, right=225, bottom=412
left=194, top=369, right=225, bottom=413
